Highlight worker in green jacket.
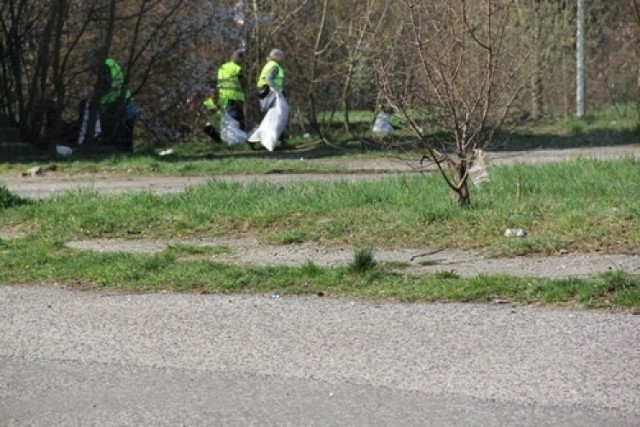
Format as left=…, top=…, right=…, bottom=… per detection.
left=94, top=56, right=136, bottom=152
left=217, top=49, right=246, bottom=130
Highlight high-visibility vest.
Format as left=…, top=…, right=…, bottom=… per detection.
left=257, top=60, right=284, bottom=92
left=203, top=97, right=221, bottom=127
left=101, top=58, right=132, bottom=106
left=217, top=62, right=244, bottom=107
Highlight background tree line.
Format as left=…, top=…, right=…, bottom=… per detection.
left=1, top=0, right=638, bottom=153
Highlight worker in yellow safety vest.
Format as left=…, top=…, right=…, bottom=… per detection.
left=216, top=49, right=246, bottom=130
left=256, top=48, right=285, bottom=113
left=253, top=48, right=289, bottom=147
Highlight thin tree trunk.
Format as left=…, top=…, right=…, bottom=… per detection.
left=307, top=0, right=328, bottom=132
left=86, top=0, right=117, bottom=147
left=25, top=0, right=59, bottom=148
left=530, top=1, right=543, bottom=120
left=342, top=62, right=354, bottom=133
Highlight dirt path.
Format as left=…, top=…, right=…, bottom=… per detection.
left=2, top=144, right=639, bottom=278
left=64, top=236, right=640, bottom=279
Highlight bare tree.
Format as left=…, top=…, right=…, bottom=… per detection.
left=511, top=1, right=575, bottom=121
left=305, top=0, right=331, bottom=133
left=2, top=0, right=638, bottom=154
left=246, top=0, right=320, bottom=132
left=245, top=0, right=391, bottom=140
left=336, top=0, right=390, bottom=133
left=597, top=0, right=640, bottom=118
left=1, top=1, right=59, bottom=146
left=376, top=0, right=530, bottom=205
left=634, top=0, right=640, bottom=110
left=1, top=0, right=238, bottom=149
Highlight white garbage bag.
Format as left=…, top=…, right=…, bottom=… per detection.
left=56, top=145, right=73, bottom=156
left=248, top=93, right=289, bottom=151
left=372, top=113, right=394, bottom=133
left=77, top=100, right=101, bottom=145
left=221, top=110, right=247, bottom=146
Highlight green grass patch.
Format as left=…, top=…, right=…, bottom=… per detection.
left=526, top=271, right=640, bottom=308
left=0, top=185, right=30, bottom=209
left=1, top=159, right=639, bottom=255
left=1, top=158, right=639, bottom=309
left=349, top=247, right=377, bottom=273
left=165, top=243, right=231, bottom=256
left=1, top=238, right=637, bottom=309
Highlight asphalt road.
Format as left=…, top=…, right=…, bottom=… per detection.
left=2, top=285, right=639, bottom=426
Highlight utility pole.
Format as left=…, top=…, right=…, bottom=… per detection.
left=576, top=0, right=585, bottom=117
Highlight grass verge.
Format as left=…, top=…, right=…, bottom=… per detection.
left=0, top=238, right=638, bottom=309
left=1, top=159, right=638, bottom=254
left=1, top=158, right=639, bottom=309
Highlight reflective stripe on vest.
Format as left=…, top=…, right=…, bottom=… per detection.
left=217, top=62, right=244, bottom=106
left=257, top=60, right=284, bottom=92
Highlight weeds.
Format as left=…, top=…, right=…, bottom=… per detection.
left=0, top=186, right=29, bottom=209
left=349, top=247, right=377, bottom=273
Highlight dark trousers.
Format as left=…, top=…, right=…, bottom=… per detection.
left=101, top=102, right=134, bottom=152
left=226, top=100, right=245, bottom=131
left=204, top=124, right=221, bottom=143
left=120, top=118, right=135, bottom=152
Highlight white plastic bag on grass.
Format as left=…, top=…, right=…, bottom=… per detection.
left=372, top=113, right=394, bottom=134
left=56, top=145, right=73, bottom=156
left=248, top=93, right=289, bottom=151
left=221, top=111, right=247, bottom=146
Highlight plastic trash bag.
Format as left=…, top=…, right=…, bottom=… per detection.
left=372, top=113, right=394, bottom=133
left=221, top=110, right=248, bottom=146
left=259, top=90, right=276, bottom=113
left=248, top=93, right=289, bottom=151
left=77, top=100, right=101, bottom=145
left=469, top=149, right=490, bottom=187
left=56, top=145, right=73, bottom=156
